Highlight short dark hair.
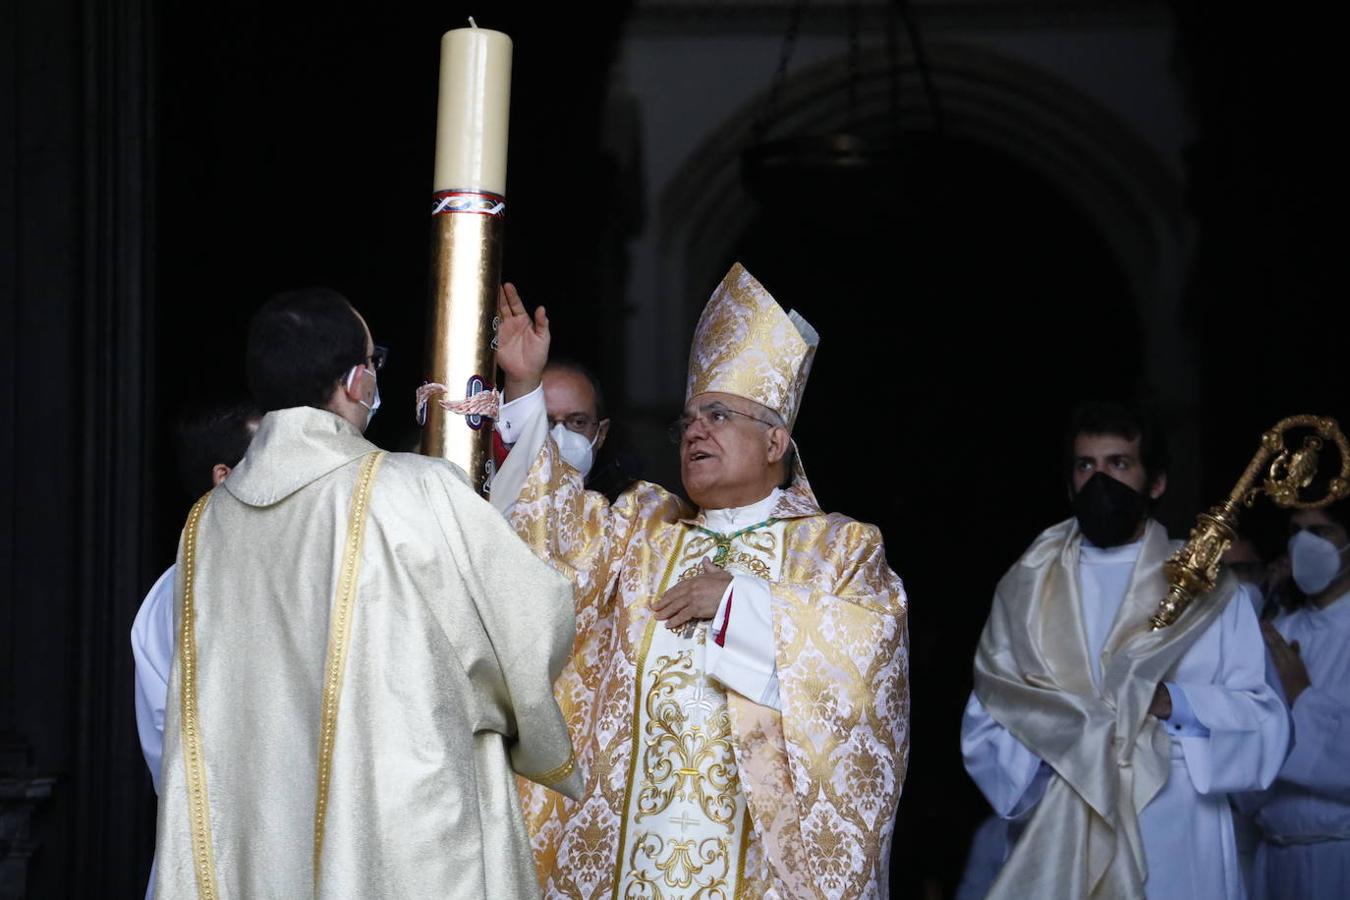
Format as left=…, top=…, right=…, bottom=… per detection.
left=246, top=287, right=367, bottom=412
left=1064, top=400, right=1169, bottom=485
left=175, top=400, right=261, bottom=498
left=545, top=358, right=607, bottom=419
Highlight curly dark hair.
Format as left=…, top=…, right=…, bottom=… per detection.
left=1063, top=400, right=1169, bottom=487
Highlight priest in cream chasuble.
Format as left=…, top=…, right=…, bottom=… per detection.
left=153, top=291, right=581, bottom=900
left=490, top=265, right=910, bottom=899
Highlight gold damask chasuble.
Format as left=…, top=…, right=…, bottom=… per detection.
left=508, top=440, right=910, bottom=900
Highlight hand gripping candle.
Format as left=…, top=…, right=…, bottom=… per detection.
left=422, top=21, right=512, bottom=495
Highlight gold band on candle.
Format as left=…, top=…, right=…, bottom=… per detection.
left=422, top=191, right=506, bottom=494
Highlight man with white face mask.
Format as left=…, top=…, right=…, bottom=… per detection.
left=152, top=287, right=580, bottom=899
left=1242, top=490, right=1350, bottom=899
left=541, top=359, right=609, bottom=481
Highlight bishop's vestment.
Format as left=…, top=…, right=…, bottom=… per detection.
left=491, top=263, right=910, bottom=899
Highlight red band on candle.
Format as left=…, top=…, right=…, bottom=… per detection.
left=431, top=190, right=507, bottom=218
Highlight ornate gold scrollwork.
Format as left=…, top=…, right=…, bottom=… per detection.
left=1150, top=415, right=1350, bottom=629
left=625, top=832, right=732, bottom=899
left=636, top=652, right=740, bottom=829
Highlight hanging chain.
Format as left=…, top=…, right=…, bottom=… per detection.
left=752, top=0, right=810, bottom=144
left=847, top=0, right=862, bottom=132
left=885, top=0, right=901, bottom=128
left=895, top=0, right=944, bottom=134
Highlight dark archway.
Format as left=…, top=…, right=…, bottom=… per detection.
left=731, top=137, right=1140, bottom=895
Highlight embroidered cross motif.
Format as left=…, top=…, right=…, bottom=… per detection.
left=686, top=678, right=719, bottom=718
left=670, top=813, right=701, bottom=833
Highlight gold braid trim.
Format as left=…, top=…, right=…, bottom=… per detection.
left=179, top=490, right=220, bottom=900
left=610, top=529, right=686, bottom=898
left=313, top=451, right=386, bottom=878
left=734, top=807, right=753, bottom=898
left=526, top=752, right=578, bottom=787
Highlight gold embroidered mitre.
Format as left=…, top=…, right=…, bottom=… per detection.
left=686, top=263, right=819, bottom=430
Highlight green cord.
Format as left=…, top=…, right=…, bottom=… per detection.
left=692, top=518, right=779, bottom=565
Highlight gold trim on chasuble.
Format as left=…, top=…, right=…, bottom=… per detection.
left=179, top=490, right=221, bottom=900
left=530, top=751, right=578, bottom=787
left=313, top=450, right=385, bottom=875
left=176, top=451, right=385, bottom=900
left=610, top=521, right=786, bottom=899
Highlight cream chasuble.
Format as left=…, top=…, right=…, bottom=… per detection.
left=492, top=411, right=909, bottom=900
left=970, top=519, right=1288, bottom=899
left=153, top=407, right=581, bottom=900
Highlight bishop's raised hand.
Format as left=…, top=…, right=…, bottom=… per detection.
left=496, top=282, right=550, bottom=401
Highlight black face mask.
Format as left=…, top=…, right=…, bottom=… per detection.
left=1072, top=472, right=1149, bottom=548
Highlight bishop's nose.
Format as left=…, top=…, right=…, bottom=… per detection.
left=683, top=415, right=713, bottom=444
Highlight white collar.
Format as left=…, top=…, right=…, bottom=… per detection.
left=701, top=488, right=782, bottom=534
left=1079, top=536, right=1145, bottom=566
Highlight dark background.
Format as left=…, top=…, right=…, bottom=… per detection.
left=3, top=1, right=1344, bottom=896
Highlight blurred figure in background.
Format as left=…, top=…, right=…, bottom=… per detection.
left=1242, top=488, right=1350, bottom=899
left=132, top=400, right=261, bottom=793
left=131, top=399, right=260, bottom=899
left=1223, top=535, right=1271, bottom=616
left=497, top=356, right=641, bottom=502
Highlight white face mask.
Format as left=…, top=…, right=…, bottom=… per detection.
left=1288, top=530, right=1350, bottom=596
left=346, top=364, right=381, bottom=431
left=550, top=423, right=597, bottom=478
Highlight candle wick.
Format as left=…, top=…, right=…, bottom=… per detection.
left=468, top=16, right=478, bottom=28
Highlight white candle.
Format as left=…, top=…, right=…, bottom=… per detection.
left=433, top=24, right=512, bottom=195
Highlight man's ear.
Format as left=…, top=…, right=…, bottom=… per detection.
left=1149, top=471, right=1168, bottom=501
left=595, top=418, right=611, bottom=451
left=766, top=426, right=790, bottom=464
left=325, top=367, right=362, bottom=413
left=211, top=463, right=232, bottom=487
left=340, top=366, right=364, bottom=402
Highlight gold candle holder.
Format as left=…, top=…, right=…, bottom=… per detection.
left=1150, top=415, right=1350, bottom=629
left=422, top=191, right=506, bottom=495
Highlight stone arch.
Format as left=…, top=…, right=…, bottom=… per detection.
left=650, top=38, right=1202, bottom=513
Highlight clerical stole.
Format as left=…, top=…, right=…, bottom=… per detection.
left=613, top=521, right=785, bottom=897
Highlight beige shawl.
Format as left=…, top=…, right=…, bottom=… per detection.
left=974, top=519, right=1237, bottom=899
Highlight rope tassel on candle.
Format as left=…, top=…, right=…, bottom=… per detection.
left=415, top=383, right=501, bottom=426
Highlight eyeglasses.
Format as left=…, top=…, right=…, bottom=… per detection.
left=668, top=402, right=777, bottom=444
left=366, top=345, right=389, bottom=372
left=549, top=413, right=599, bottom=435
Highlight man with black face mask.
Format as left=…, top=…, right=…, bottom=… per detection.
left=960, top=401, right=1289, bottom=900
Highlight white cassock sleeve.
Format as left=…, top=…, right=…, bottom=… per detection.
left=490, top=385, right=549, bottom=515
left=1278, top=685, right=1350, bottom=797
left=495, top=384, right=544, bottom=446
left=130, top=564, right=177, bottom=794
left=705, top=575, right=781, bottom=709
left=960, top=691, right=1052, bottom=818
left=1167, top=588, right=1290, bottom=795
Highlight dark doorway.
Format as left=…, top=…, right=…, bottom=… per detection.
left=732, top=135, right=1140, bottom=895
